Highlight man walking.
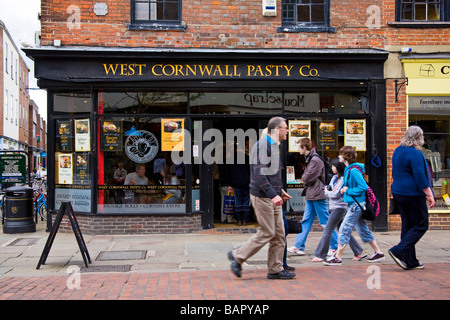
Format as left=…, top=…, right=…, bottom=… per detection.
left=228, top=117, right=295, bottom=280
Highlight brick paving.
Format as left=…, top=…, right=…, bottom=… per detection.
left=0, top=263, right=448, bottom=300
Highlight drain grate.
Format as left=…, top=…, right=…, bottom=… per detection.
left=80, top=265, right=132, bottom=273
left=96, top=250, right=147, bottom=261
left=7, top=238, right=39, bottom=246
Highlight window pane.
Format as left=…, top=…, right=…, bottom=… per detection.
left=415, top=3, right=427, bottom=20
left=297, top=5, right=310, bottom=22
left=311, top=4, right=325, bottom=22
left=135, top=2, right=149, bottom=20
left=428, top=3, right=440, bottom=20
left=165, top=2, right=179, bottom=20
left=401, top=3, right=413, bottom=20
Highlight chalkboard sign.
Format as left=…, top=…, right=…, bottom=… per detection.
left=37, top=202, right=91, bottom=269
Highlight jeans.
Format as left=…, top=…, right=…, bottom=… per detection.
left=314, top=207, right=363, bottom=259
left=294, top=199, right=337, bottom=251
left=338, top=203, right=375, bottom=245
left=234, top=187, right=251, bottom=222
left=390, top=194, right=429, bottom=269
left=282, top=208, right=288, bottom=267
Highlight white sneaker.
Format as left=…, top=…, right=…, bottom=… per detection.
left=287, top=246, right=305, bottom=255
left=327, top=249, right=336, bottom=256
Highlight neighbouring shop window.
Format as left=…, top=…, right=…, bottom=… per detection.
left=409, top=96, right=450, bottom=212
left=279, top=0, right=335, bottom=32
left=97, top=116, right=186, bottom=214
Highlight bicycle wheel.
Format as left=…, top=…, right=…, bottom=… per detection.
left=39, top=203, right=48, bottom=221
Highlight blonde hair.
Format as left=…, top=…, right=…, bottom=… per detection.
left=400, top=126, right=424, bottom=150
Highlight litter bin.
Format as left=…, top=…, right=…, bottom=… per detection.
left=3, top=186, right=35, bottom=234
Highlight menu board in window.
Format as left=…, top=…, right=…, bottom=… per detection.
left=161, top=118, right=185, bottom=151
left=288, top=120, right=311, bottom=152
left=318, top=120, right=338, bottom=151
left=100, top=120, right=123, bottom=152
left=56, top=120, right=72, bottom=152
left=75, top=153, right=90, bottom=184
left=75, top=119, right=91, bottom=152
left=58, top=153, right=73, bottom=184
left=344, top=119, right=366, bottom=151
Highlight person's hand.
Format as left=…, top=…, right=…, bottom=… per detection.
left=130, top=178, right=136, bottom=185
left=281, top=189, right=292, bottom=202
left=427, top=195, right=435, bottom=208
left=271, top=195, right=283, bottom=206
left=341, top=186, right=348, bottom=194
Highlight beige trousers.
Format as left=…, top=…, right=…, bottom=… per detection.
left=233, top=195, right=286, bottom=274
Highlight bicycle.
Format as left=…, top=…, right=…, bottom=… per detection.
left=33, top=188, right=48, bottom=221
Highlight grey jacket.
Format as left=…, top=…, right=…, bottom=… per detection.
left=302, top=149, right=327, bottom=201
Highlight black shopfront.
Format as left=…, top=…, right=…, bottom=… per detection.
left=25, top=48, right=389, bottom=233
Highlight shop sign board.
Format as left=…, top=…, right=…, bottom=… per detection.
left=0, top=154, right=27, bottom=184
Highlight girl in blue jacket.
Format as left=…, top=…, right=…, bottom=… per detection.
left=324, top=146, right=384, bottom=266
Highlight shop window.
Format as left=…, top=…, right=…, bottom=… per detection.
left=396, top=0, right=450, bottom=22
left=97, top=116, right=186, bottom=214
left=129, top=0, right=186, bottom=31
left=278, top=0, right=335, bottom=33
left=409, top=96, right=450, bottom=212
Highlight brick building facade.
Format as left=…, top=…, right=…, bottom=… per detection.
left=24, top=0, right=450, bottom=234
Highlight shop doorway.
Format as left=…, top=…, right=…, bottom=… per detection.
left=195, top=118, right=267, bottom=228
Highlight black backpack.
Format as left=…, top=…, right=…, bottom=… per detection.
left=311, top=154, right=333, bottom=185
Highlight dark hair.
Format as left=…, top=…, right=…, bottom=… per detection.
left=331, top=158, right=345, bottom=178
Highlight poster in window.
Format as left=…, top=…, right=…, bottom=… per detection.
left=58, top=153, right=73, bottom=184
left=161, top=118, right=185, bottom=151
left=75, top=153, right=90, bottom=184
left=344, top=119, right=366, bottom=151
left=56, top=120, right=72, bottom=152
left=75, top=119, right=91, bottom=152
left=318, top=120, right=338, bottom=151
left=288, top=120, right=311, bottom=152
left=100, top=120, right=122, bottom=151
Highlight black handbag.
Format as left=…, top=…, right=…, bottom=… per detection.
left=389, top=197, right=400, bottom=215
left=286, top=200, right=302, bottom=234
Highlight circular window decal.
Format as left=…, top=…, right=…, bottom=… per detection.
left=125, top=130, right=159, bottom=163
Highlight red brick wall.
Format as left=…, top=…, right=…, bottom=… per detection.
left=40, top=1, right=450, bottom=48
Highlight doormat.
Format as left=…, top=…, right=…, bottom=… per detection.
left=96, top=250, right=147, bottom=261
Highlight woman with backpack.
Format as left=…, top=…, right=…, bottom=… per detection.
left=324, top=146, right=385, bottom=266
left=312, top=158, right=366, bottom=262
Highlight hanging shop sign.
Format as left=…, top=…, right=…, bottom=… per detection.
left=344, top=119, right=366, bottom=151
left=288, top=120, right=311, bottom=152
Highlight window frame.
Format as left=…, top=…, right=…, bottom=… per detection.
left=393, top=0, right=450, bottom=27
left=278, top=0, right=335, bottom=33
left=128, top=0, right=186, bottom=31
